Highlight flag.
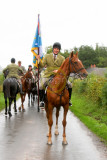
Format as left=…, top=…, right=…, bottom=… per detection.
left=31, top=14, right=43, bottom=68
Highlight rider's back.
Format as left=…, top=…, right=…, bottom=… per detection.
left=3, top=63, right=21, bottom=79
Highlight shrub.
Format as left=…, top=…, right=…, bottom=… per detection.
left=102, top=82, right=107, bottom=106
left=73, top=73, right=106, bottom=107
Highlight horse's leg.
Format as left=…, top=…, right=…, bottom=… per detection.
left=33, top=93, right=35, bottom=101
left=28, top=93, right=30, bottom=106
left=62, top=104, right=69, bottom=145
left=54, top=108, right=60, bottom=135
left=5, top=97, right=8, bottom=115
left=47, top=103, right=53, bottom=145
left=19, top=94, right=26, bottom=112
left=45, top=102, right=50, bottom=137
left=8, top=98, right=12, bottom=117
left=14, top=97, right=17, bottom=113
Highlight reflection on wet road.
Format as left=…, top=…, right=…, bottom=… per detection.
left=0, top=97, right=107, bottom=160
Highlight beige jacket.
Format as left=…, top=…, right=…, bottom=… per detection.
left=40, top=53, right=65, bottom=78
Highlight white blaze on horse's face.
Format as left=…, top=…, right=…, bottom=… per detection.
left=31, top=71, right=35, bottom=79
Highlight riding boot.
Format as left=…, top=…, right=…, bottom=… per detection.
left=20, top=84, right=24, bottom=95
left=39, top=89, right=45, bottom=108
left=68, top=88, right=72, bottom=106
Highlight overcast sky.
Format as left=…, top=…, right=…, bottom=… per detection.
left=0, top=0, right=107, bottom=69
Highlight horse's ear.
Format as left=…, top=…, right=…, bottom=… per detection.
left=75, top=51, right=78, bottom=57
left=70, top=51, right=73, bottom=58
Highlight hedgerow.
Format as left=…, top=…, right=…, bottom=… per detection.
left=73, top=73, right=107, bottom=108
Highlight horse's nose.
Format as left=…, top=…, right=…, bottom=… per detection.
left=83, top=73, right=88, bottom=77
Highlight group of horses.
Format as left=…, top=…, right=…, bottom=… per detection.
left=3, top=52, right=88, bottom=145
left=3, top=70, right=37, bottom=117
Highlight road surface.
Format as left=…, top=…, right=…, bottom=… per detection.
left=0, top=97, right=107, bottom=160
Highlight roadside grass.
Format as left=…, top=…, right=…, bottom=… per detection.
left=70, top=92, right=107, bottom=145
left=0, top=92, right=5, bottom=111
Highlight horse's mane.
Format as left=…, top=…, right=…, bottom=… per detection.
left=57, top=57, right=69, bottom=75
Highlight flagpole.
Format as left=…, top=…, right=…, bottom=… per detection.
left=37, top=14, right=40, bottom=112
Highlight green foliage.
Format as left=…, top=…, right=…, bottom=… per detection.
left=78, top=45, right=98, bottom=68
left=0, top=74, right=4, bottom=85
left=45, top=44, right=107, bottom=68
left=70, top=93, right=107, bottom=144
left=0, top=74, right=4, bottom=92
left=45, top=46, right=53, bottom=54
left=73, top=74, right=107, bottom=108
left=102, top=82, right=107, bottom=106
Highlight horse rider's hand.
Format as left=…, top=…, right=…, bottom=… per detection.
left=36, top=55, right=40, bottom=60
left=53, top=70, right=58, bottom=73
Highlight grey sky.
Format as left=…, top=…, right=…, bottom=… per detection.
left=0, top=0, right=107, bottom=69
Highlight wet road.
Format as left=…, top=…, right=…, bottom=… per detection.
left=0, top=97, right=107, bottom=160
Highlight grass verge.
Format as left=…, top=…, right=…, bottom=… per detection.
left=70, top=92, right=107, bottom=145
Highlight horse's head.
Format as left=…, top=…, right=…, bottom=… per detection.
left=69, top=51, right=88, bottom=79
left=24, top=71, right=35, bottom=80
left=23, top=71, right=36, bottom=91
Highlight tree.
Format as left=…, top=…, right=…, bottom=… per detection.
left=78, top=45, right=98, bottom=68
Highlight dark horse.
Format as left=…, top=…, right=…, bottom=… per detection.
left=3, top=78, right=19, bottom=117
left=45, top=51, right=88, bottom=145
left=19, top=70, right=36, bottom=111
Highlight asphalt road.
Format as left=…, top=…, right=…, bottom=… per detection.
left=0, top=97, right=107, bottom=160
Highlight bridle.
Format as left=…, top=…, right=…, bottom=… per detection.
left=69, top=57, right=85, bottom=78
left=24, top=71, right=35, bottom=83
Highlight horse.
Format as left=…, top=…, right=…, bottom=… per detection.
left=19, top=70, right=36, bottom=111
left=3, top=78, right=19, bottom=117
left=45, top=51, right=88, bottom=145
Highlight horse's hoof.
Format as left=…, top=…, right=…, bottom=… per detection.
left=62, top=141, right=68, bottom=145
left=8, top=112, right=12, bottom=117
left=5, top=112, right=8, bottom=116
left=18, top=107, right=21, bottom=111
left=47, top=141, right=52, bottom=145
left=54, top=131, right=59, bottom=135
left=22, top=108, right=26, bottom=112
left=14, top=109, right=17, bottom=113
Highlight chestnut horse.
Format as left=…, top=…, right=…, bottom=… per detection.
left=45, top=51, right=88, bottom=145
left=19, top=70, right=36, bottom=111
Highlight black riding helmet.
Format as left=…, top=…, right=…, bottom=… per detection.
left=11, top=58, right=15, bottom=63
left=53, top=42, right=61, bottom=50
left=28, top=65, right=32, bottom=67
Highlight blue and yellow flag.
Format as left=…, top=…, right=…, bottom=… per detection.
left=31, top=14, right=43, bottom=68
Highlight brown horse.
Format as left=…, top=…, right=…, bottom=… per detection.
left=19, top=70, right=36, bottom=111
left=45, top=51, right=88, bottom=145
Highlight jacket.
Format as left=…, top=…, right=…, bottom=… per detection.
left=3, top=63, right=23, bottom=79
left=40, top=53, right=65, bottom=78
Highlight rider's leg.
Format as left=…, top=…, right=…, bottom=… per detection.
left=68, top=88, right=72, bottom=106
left=67, top=80, right=72, bottom=106
left=17, top=79, right=24, bottom=94
left=39, top=77, right=49, bottom=107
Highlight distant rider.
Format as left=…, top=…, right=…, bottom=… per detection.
left=18, top=60, right=26, bottom=76
left=3, top=58, right=24, bottom=94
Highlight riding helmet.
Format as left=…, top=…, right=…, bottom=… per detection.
left=53, top=42, right=61, bottom=50
left=11, top=58, right=15, bottom=63
left=28, top=65, right=32, bottom=67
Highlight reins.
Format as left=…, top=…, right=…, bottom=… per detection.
left=69, top=58, right=85, bottom=79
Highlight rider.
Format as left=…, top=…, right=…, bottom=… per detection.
left=28, top=65, right=33, bottom=71
left=36, top=42, right=72, bottom=107
left=18, top=60, right=26, bottom=76
left=3, top=58, right=24, bottom=94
